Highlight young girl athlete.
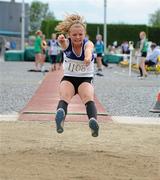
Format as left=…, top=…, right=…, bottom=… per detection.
left=138, top=31, right=148, bottom=78
left=54, top=14, right=99, bottom=137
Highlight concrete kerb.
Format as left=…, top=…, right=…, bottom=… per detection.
left=0, top=114, right=19, bottom=121
left=0, top=114, right=160, bottom=125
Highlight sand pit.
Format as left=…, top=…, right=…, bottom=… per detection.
left=0, top=121, right=160, bottom=180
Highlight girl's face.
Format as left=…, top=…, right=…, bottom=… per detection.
left=96, top=35, right=102, bottom=41
left=139, top=32, right=145, bottom=39
left=69, top=24, right=85, bottom=46
left=52, top=34, right=56, bottom=39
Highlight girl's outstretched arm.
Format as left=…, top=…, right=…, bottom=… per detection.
left=84, top=41, right=94, bottom=66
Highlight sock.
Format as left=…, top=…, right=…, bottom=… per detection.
left=85, top=101, right=97, bottom=120
left=57, top=100, right=68, bottom=115
left=139, top=67, right=143, bottom=76
left=98, top=68, right=102, bottom=71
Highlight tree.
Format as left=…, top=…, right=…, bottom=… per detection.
left=149, top=8, right=160, bottom=27
left=41, top=19, right=60, bottom=39
left=29, top=1, right=55, bottom=33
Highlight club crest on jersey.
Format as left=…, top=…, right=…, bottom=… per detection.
left=65, top=51, right=72, bottom=57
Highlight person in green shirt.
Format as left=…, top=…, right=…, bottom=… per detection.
left=34, top=30, right=42, bottom=71
left=138, top=31, right=148, bottom=78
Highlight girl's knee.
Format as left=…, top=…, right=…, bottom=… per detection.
left=81, top=94, right=94, bottom=104
left=60, top=93, right=73, bottom=103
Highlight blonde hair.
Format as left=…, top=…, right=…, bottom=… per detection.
left=55, top=14, right=86, bottom=34
left=51, top=33, right=57, bottom=39
left=35, top=30, right=42, bottom=35
left=139, top=31, right=146, bottom=38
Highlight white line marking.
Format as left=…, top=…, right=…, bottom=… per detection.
left=112, top=116, right=160, bottom=125
left=0, top=114, right=19, bottom=121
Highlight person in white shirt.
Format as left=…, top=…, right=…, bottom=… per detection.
left=145, top=43, right=160, bottom=66
left=48, top=33, right=60, bottom=71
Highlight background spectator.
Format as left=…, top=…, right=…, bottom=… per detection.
left=95, top=34, right=104, bottom=76
left=41, top=34, right=47, bottom=72
left=138, top=31, right=148, bottom=78
left=121, top=41, right=130, bottom=54
left=48, top=33, right=60, bottom=71
left=145, top=43, right=160, bottom=67
left=5, top=41, right=10, bottom=51
left=34, top=30, right=42, bottom=71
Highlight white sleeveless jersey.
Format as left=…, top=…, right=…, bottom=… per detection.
left=49, top=40, right=59, bottom=55
left=63, top=38, right=94, bottom=77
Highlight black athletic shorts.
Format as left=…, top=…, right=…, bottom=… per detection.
left=141, top=52, right=147, bottom=57
left=97, top=53, right=103, bottom=57
left=145, top=60, right=156, bottom=66
left=61, top=76, right=93, bottom=94
left=50, top=55, right=57, bottom=64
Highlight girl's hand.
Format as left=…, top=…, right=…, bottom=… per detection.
left=57, top=34, right=68, bottom=49
left=58, top=34, right=65, bottom=44
left=84, top=58, right=91, bottom=66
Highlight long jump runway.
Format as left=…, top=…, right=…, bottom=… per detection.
left=18, top=69, right=111, bottom=122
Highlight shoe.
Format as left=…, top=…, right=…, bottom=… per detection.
left=96, top=72, right=104, bottom=76
left=138, top=76, right=144, bottom=80
left=55, top=108, right=65, bottom=133
left=137, top=75, right=144, bottom=80
left=89, top=118, right=99, bottom=137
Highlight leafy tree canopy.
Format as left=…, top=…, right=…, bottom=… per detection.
left=149, top=8, right=160, bottom=27
left=29, top=0, right=55, bottom=33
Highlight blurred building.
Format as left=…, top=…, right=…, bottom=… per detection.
left=0, top=0, right=29, bottom=37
